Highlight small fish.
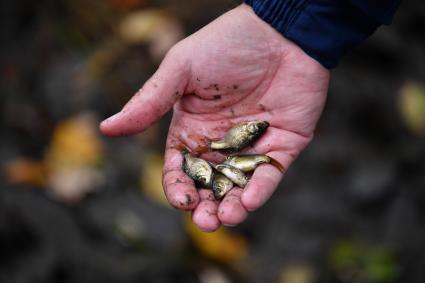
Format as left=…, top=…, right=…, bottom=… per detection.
left=182, top=150, right=214, bottom=188
left=212, top=173, right=234, bottom=199
left=214, top=164, right=249, bottom=188
left=210, top=121, right=269, bottom=152
left=224, top=154, right=285, bottom=172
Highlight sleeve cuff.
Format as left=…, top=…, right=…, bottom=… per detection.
left=245, top=0, right=401, bottom=69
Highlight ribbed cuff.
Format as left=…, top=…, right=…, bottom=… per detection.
left=245, top=0, right=401, bottom=69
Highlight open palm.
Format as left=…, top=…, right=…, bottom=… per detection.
left=100, top=4, right=329, bottom=232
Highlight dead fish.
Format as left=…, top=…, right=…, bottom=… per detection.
left=210, top=121, right=269, bottom=152
left=214, top=164, right=249, bottom=188
left=182, top=150, right=214, bottom=188
left=212, top=173, right=234, bottom=199
left=224, top=154, right=285, bottom=172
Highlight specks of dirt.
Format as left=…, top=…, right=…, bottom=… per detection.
left=185, top=194, right=192, bottom=205
left=206, top=194, right=216, bottom=202
left=229, top=107, right=235, bottom=115
left=196, top=77, right=200, bottom=82
left=258, top=103, right=267, bottom=111
left=213, top=95, right=221, bottom=100
left=167, top=178, right=187, bottom=187
left=203, top=84, right=220, bottom=91
left=190, top=92, right=213, bottom=101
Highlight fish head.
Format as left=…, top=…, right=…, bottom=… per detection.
left=212, top=174, right=233, bottom=199
left=247, top=121, right=269, bottom=135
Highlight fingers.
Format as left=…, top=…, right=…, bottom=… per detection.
left=162, top=147, right=199, bottom=210
left=100, top=47, right=190, bottom=136
left=192, top=189, right=221, bottom=232
left=217, top=187, right=248, bottom=226
left=241, top=162, right=283, bottom=211
left=237, top=129, right=310, bottom=212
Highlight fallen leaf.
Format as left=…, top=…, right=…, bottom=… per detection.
left=399, top=81, right=425, bottom=137
left=3, top=158, right=47, bottom=187
left=45, top=112, right=104, bottom=169
left=44, top=112, right=105, bottom=203
left=185, top=214, right=247, bottom=264
left=328, top=240, right=399, bottom=283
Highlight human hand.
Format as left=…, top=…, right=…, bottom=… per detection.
left=100, top=4, right=330, bottom=232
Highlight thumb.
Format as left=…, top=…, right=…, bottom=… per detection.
left=100, top=47, right=190, bottom=136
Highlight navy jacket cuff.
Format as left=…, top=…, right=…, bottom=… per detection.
left=245, top=0, right=401, bottom=69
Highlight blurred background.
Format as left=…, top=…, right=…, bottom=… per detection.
left=1, top=0, right=425, bottom=282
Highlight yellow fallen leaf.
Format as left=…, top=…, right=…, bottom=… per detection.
left=42, top=112, right=105, bottom=203
left=399, top=81, right=425, bottom=137
left=45, top=112, right=104, bottom=169
left=3, top=158, right=47, bottom=187
left=140, top=152, right=169, bottom=207
left=185, top=214, right=247, bottom=264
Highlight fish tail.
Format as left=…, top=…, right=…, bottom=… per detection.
left=268, top=157, right=285, bottom=173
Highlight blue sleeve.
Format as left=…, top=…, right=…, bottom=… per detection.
left=245, top=0, right=402, bottom=69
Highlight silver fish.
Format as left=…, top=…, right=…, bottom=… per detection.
left=182, top=150, right=214, bottom=188
left=210, top=121, right=269, bottom=152
left=212, top=173, right=234, bottom=199
left=213, top=164, right=249, bottom=188
left=224, top=154, right=285, bottom=172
